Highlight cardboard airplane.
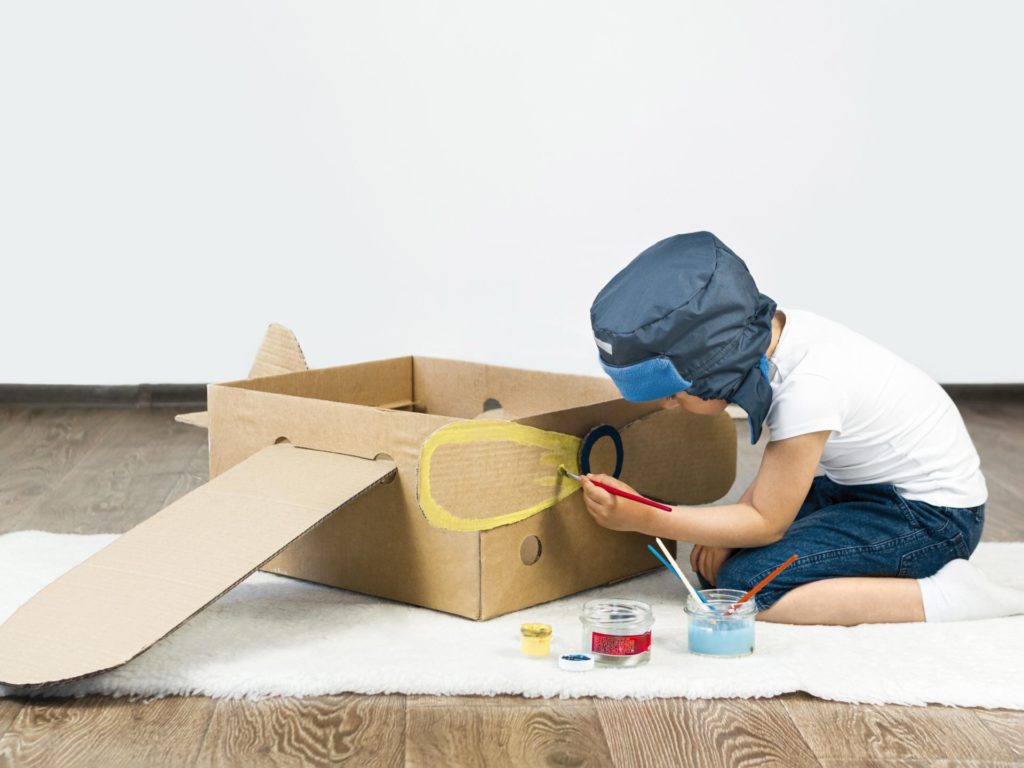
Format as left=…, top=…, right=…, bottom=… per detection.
left=0, top=325, right=737, bottom=687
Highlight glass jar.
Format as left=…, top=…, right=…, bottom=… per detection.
left=685, top=589, right=757, bottom=657
left=579, top=599, right=654, bottom=667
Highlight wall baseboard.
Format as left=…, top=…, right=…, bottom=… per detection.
left=0, top=383, right=1019, bottom=411
left=0, top=384, right=207, bottom=410
left=941, top=384, right=1024, bottom=402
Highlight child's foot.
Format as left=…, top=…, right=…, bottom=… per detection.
left=918, top=558, right=1024, bottom=622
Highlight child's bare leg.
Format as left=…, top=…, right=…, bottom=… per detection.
left=757, top=577, right=924, bottom=626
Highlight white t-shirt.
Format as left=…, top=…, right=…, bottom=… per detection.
left=764, top=308, right=988, bottom=509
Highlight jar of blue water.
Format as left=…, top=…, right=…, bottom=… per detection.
left=685, top=589, right=757, bottom=657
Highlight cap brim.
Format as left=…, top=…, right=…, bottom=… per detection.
left=599, top=355, right=692, bottom=402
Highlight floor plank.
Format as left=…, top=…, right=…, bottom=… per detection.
left=196, top=694, right=404, bottom=768
left=6, top=409, right=202, bottom=534
left=781, top=692, right=1019, bottom=763
left=977, top=475, right=1024, bottom=541
left=817, top=760, right=1023, bottom=767
left=0, top=410, right=33, bottom=454
left=595, top=695, right=820, bottom=768
left=160, top=436, right=210, bottom=509
left=406, top=694, right=612, bottom=767
left=972, top=707, right=1024, bottom=760
left=0, top=699, right=22, bottom=737
left=0, top=409, right=123, bottom=534
left=0, top=695, right=215, bottom=768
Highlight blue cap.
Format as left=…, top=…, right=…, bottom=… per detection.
left=590, top=232, right=776, bottom=444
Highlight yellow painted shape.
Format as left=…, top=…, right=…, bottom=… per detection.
left=417, top=420, right=582, bottom=532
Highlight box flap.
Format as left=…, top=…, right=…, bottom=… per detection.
left=594, top=408, right=737, bottom=505
left=0, top=443, right=396, bottom=687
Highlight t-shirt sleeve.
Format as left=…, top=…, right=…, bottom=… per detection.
left=766, top=373, right=844, bottom=441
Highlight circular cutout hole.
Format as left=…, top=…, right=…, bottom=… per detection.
left=482, top=398, right=502, bottom=412
left=520, top=535, right=542, bottom=566
left=587, top=435, right=619, bottom=475
left=579, top=424, right=624, bottom=478
left=374, top=452, right=397, bottom=484
left=274, top=436, right=292, bottom=445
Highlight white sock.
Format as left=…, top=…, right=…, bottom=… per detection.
left=918, top=558, right=1024, bottom=622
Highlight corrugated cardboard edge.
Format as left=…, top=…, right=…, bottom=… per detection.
left=249, top=323, right=309, bottom=379
left=0, top=444, right=396, bottom=688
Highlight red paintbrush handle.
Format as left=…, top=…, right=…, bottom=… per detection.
left=591, top=479, right=673, bottom=512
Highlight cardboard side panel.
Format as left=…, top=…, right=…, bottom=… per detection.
left=411, top=408, right=735, bottom=533
left=516, top=399, right=738, bottom=501
left=0, top=444, right=396, bottom=687
left=413, top=358, right=619, bottom=420
left=224, top=357, right=414, bottom=409
left=417, top=421, right=581, bottom=532
left=207, top=385, right=484, bottom=619
left=602, top=409, right=737, bottom=505
left=479, top=496, right=671, bottom=620
left=481, top=403, right=736, bottom=619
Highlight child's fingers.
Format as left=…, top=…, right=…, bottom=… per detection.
left=700, top=548, right=715, bottom=586
left=585, top=473, right=631, bottom=492
left=583, top=495, right=612, bottom=527
left=581, top=479, right=613, bottom=506
left=581, top=486, right=609, bottom=515
left=690, top=544, right=701, bottom=574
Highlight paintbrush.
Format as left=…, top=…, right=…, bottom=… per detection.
left=724, top=553, right=798, bottom=615
left=560, top=467, right=673, bottom=512
left=647, top=542, right=711, bottom=608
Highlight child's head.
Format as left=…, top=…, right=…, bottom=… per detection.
left=590, top=231, right=776, bottom=443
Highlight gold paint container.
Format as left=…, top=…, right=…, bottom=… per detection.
left=520, top=623, right=553, bottom=657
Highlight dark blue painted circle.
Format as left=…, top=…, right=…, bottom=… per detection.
left=578, top=424, right=624, bottom=478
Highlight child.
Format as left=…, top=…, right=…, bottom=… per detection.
left=583, top=231, right=1024, bottom=625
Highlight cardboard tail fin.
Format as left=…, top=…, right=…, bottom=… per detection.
left=248, top=323, right=309, bottom=379
left=176, top=323, right=308, bottom=430
left=0, top=443, right=395, bottom=687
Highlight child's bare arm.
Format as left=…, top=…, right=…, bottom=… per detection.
left=582, top=430, right=830, bottom=548
left=690, top=480, right=756, bottom=581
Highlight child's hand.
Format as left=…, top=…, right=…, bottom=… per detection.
left=579, top=473, right=650, bottom=533
left=690, top=544, right=735, bottom=586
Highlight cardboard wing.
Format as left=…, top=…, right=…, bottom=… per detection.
left=0, top=443, right=396, bottom=687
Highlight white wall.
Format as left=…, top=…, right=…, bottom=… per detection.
left=2, top=1, right=1021, bottom=385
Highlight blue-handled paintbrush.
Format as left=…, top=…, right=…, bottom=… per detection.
left=647, top=540, right=711, bottom=607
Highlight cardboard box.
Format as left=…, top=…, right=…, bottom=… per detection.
left=0, top=326, right=736, bottom=686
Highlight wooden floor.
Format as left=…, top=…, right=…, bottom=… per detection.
left=0, top=401, right=1022, bottom=767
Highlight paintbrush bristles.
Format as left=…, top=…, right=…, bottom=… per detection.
left=559, top=466, right=581, bottom=481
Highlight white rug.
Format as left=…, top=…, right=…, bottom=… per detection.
left=1, top=531, right=1023, bottom=708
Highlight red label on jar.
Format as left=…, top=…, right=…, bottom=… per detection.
left=590, top=631, right=652, bottom=656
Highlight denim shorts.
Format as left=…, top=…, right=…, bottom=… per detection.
left=696, top=475, right=986, bottom=611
